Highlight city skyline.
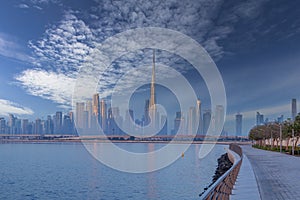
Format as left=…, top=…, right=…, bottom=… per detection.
left=0, top=1, right=300, bottom=135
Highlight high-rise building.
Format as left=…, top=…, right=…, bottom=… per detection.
left=292, top=98, right=297, bottom=121
left=93, top=94, right=100, bottom=124
left=159, top=115, right=167, bottom=135
left=54, top=111, right=62, bottom=134
left=45, top=115, right=53, bottom=134
left=107, top=107, right=122, bottom=135
left=174, top=111, right=184, bottom=134
left=215, top=105, right=225, bottom=133
left=256, top=112, right=264, bottom=126
left=203, top=110, right=211, bottom=134
left=83, top=111, right=89, bottom=129
left=188, top=106, right=196, bottom=135
left=100, top=99, right=107, bottom=132
left=124, top=109, right=134, bottom=134
left=35, top=118, right=42, bottom=134
left=76, top=102, right=85, bottom=129
left=235, top=113, right=242, bottom=136
left=0, top=117, right=6, bottom=134
left=144, top=99, right=150, bottom=125
left=22, top=119, right=29, bottom=134
left=196, top=99, right=202, bottom=135
left=8, top=114, right=16, bottom=134
left=15, top=119, right=21, bottom=134
left=62, top=114, right=73, bottom=134
left=277, top=115, right=284, bottom=123
left=149, top=50, right=158, bottom=131
left=86, top=100, right=93, bottom=129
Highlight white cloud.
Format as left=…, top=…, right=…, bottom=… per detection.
left=0, top=33, right=33, bottom=63
left=15, top=69, right=75, bottom=106
left=0, top=99, right=33, bottom=116
left=29, top=12, right=94, bottom=73
left=18, top=1, right=270, bottom=109
left=17, top=4, right=29, bottom=9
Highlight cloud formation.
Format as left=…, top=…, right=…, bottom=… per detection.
left=0, top=33, right=33, bottom=63
left=0, top=99, right=34, bottom=116
left=16, top=0, right=271, bottom=109
left=15, top=69, right=75, bottom=106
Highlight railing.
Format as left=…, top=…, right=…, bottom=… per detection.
left=200, top=144, right=243, bottom=200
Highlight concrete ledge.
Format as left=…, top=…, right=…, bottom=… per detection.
left=230, top=154, right=261, bottom=200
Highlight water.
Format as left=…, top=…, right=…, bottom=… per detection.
left=0, top=143, right=227, bottom=200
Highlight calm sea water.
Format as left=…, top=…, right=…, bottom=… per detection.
left=0, top=143, right=226, bottom=200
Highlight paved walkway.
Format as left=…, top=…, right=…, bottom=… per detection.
left=240, top=145, right=300, bottom=200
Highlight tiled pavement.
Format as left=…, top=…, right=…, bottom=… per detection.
left=235, top=145, right=300, bottom=200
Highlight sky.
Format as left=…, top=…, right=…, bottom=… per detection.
left=0, top=0, right=300, bottom=135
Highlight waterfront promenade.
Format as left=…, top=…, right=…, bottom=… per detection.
left=232, top=145, right=300, bottom=200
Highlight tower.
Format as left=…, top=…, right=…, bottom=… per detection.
left=93, top=94, right=100, bottom=124
left=100, top=99, right=107, bottom=132
left=235, top=113, right=242, bottom=136
left=196, top=99, right=202, bottom=134
left=149, top=50, right=158, bottom=130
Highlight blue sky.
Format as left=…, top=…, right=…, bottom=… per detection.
left=0, top=0, right=300, bottom=135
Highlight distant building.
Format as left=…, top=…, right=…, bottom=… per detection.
left=76, top=102, right=85, bottom=129
left=215, top=105, right=225, bottom=133
left=35, top=118, right=42, bottom=134
left=256, top=112, right=264, bottom=126
left=187, top=106, right=196, bottom=135
left=144, top=99, right=150, bottom=126
left=0, top=117, right=6, bottom=134
left=85, top=100, right=93, bottom=129
left=203, top=110, right=211, bottom=134
left=292, top=98, right=297, bottom=121
left=55, top=111, right=62, bottom=134
left=63, top=114, right=73, bottom=134
left=174, top=111, right=184, bottom=134
left=196, top=99, right=202, bottom=134
left=100, top=99, right=107, bottom=132
left=93, top=94, right=100, bottom=124
left=159, top=115, right=167, bottom=135
left=235, top=113, right=242, bottom=136
left=277, top=115, right=284, bottom=123
left=22, top=119, right=29, bottom=134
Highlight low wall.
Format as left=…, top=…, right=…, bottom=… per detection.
left=200, top=144, right=242, bottom=200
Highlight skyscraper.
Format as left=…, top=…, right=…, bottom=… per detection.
left=188, top=106, right=196, bottom=135
left=235, top=113, right=242, bottom=136
left=203, top=110, right=211, bottom=134
left=35, top=118, right=42, bottom=134
left=93, top=94, right=100, bottom=124
left=159, top=115, right=167, bottom=135
left=174, top=111, right=184, bottom=134
left=196, top=99, right=202, bottom=135
left=0, top=118, right=6, bottom=134
left=100, top=99, right=107, bottom=132
left=256, top=112, right=264, bottom=126
left=144, top=99, right=150, bottom=125
left=149, top=50, right=158, bottom=130
left=22, top=119, right=29, bottom=134
left=124, top=109, right=134, bottom=133
left=86, top=100, right=93, bottom=129
left=292, top=98, right=297, bottom=121
left=76, top=102, right=85, bottom=129
left=215, top=105, right=225, bottom=133
left=55, top=111, right=62, bottom=134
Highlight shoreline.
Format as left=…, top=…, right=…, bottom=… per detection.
left=0, top=139, right=251, bottom=145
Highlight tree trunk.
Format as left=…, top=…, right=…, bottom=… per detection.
left=286, top=137, right=290, bottom=151
left=294, top=137, right=299, bottom=150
